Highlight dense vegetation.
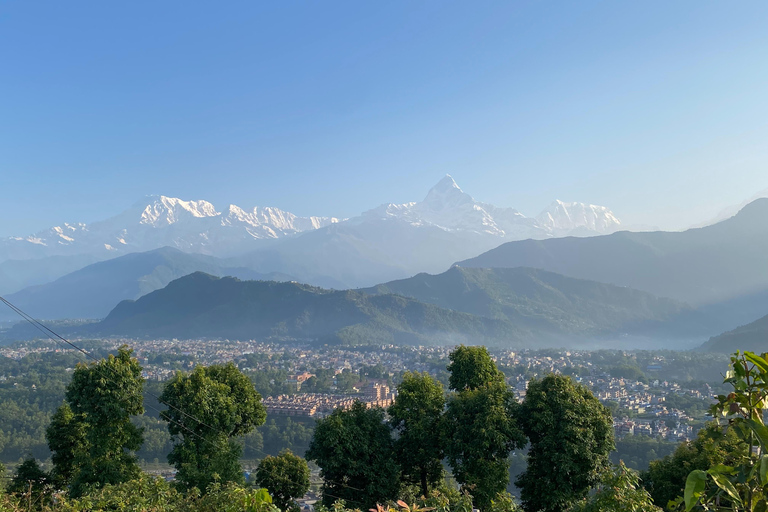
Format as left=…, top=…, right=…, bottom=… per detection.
left=364, top=266, right=688, bottom=337
left=2, top=344, right=761, bottom=512
left=701, top=312, right=768, bottom=353
left=96, top=272, right=518, bottom=346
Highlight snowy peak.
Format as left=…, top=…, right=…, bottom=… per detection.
left=139, top=196, right=220, bottom=226
left=422, top=174, right=474, bottom=211
left=536, top=200, right=621, bottom=234
left=364, top=176, right=534, bottom=237
left=222, top=204, right=339, bottom=236
left=362, top=176, right=620, bottom=239
left=0, top=195, right=341, bottom=261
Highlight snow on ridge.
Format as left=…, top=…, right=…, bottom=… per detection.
left=139, top=196, right=220, bottom=226
left=536, top=200, right=621, bottom=234
left=0, top=180, right=620, bottom=264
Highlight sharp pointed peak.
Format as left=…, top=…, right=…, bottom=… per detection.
left=431, top=174, right=461, bottom=192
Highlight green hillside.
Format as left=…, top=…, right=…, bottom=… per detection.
left=96, top=272, right=520, bottom=346
left=362, top=266, right=688, bottom=336
left=701, top=313, right=768, bottom=353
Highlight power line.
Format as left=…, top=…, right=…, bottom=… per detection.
left=0, top=295, right=235, bottom=443
left=0, top=296, right=368, bottom=498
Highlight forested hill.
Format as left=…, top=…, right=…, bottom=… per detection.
left=94, top=269, right=691, bottom=347
left=362, top=266, right=688, bottom=336
left=701, top=312, right=768, bottom=353
left=95, top=272, right=520, bottom=346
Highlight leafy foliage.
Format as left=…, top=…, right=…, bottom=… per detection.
left=389, top=371, right=446, bottom=496
left=679, top=351, right=768, bottom=511
left=255, top=449, right=310, bottom=512
left=444, top=346, right=525, bottom=510
left=641, top=424, right=744, bottom=508
left=446, top=345, right=504, bottom=392
left=306, top=402, right=400, bottom=509
left=568, top=462, right=662, bottom=512
left=61, top=346, right=145, bottom=497
left=516, top=374, right=615, bottom=512
left=7, top=457, right=48, bottom=500
left=160, top=363, right=267, bottom=492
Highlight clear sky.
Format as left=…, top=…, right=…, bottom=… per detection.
left=2, top=1, right=767, bottom=237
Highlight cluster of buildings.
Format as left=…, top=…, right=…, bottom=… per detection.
left=2, top=338, right=721, bottom=444
left=613, top=418, right=694, bottom=441
left=263, top=381, right=395, bottom=418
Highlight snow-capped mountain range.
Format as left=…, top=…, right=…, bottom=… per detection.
left=1, top=175, right=619, bottom=263
left=0, top=196, right=340, bottom=262
left=0, top=176, right=621, bottom=292
left=360, top=175, right=620, bottom=238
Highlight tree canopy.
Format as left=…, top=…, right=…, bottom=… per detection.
left=160, top=362, right=267, bottom=492
left=444, top=345, right=525, bottom=510
left=306, top=402, right=400, bottom=509
left=641, top=423, right=744, bottom=508
left=388, top=371, right=445, bottom=497
left=447, top=345, right=505, bottom=391
left=59, top=346, right=145, bottom=497
left=254, top=449, right=310, bottom=512
left=516, top=374, right=614, bottom=512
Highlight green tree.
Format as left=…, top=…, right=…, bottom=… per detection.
left=641, top=423, right=744, bottom=508
left=254, top=449, right=311, bottom=512
left=160, top=363, right=267, bottom=492
left=447, top=345, right=504, bottom=392
left=63, top=346, right=145, bottom=497
left=568, top=462, right=662, bottom=512
left=46, top=402, right=88, bottom=488
left=306, top=402, right=400, bottom=508
left=7, top=457, right=48, bottom=497
left=335, top=369, right=360, bottom=393
left=388, top=371, right=445, bottom=497
left=679, top=351, right=768, bottom=512
left=516, top=374, right=615, bottom=512
left=444, top=346, right=525, bottom=510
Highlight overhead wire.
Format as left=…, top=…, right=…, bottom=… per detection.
left=0, top=295, right=234, bottom=442
left=0, top=295, right=367, bottom=498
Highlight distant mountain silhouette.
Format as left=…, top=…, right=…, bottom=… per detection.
left=457, top=198, right=768, bottom=305
left=1, top=247, right=290, bottom=320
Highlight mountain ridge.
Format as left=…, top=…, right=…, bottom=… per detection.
left=0, top=247, right=292, bottom=321
left=94, top=272, right=521, bottom=346
left=0, top=176, right=623, bottom=290
left=456, top=198, right=768, bottom=306
left=361, top=266, right=688, bottom=337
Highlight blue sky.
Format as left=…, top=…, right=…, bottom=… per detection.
left=1, top=1, right=767, bottom=236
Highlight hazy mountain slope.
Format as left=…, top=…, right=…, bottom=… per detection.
left=233, top=217, right=507, bottom=289
left=701, top=313, right=768, bottom=353
left=456, top=199, right=768, bottom=305
left=235, top=176, right=622, bottom=288
left=362, top=266, right=688, bottom=336
left=0, top=254, right=100, bottom=295
left=1, top=247, right=290, bottom=320
left=95, top=272, right=519, bottom=346
left=1, top=177, right=622, bottom=291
